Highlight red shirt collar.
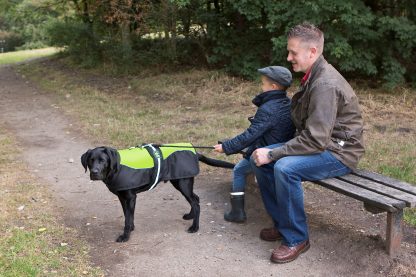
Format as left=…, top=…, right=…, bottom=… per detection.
left=301, top=67, right=312, bottom=86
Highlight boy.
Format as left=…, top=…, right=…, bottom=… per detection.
left=214, top=66, right=295, bottom=222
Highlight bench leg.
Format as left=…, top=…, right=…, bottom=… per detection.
left=386, top=210, right=403, bottom=256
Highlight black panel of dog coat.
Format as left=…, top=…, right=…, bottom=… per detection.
left=104, top=150, right=199, bottom=192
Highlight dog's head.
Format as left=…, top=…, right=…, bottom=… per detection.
left=81, top=147, right=120, bottom=180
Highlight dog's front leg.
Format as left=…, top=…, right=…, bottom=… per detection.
left=116, top=191, right=137, bottom=242
left=118, top=195, right=127, bottom=218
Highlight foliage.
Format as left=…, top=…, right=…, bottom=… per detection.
left=0, top=30, right=24, bottom=52
left=0, top=0, right=66, bottom=50
left=5, top=0, right=415, bottom=88
left=47, top=19, right=103, bottom=67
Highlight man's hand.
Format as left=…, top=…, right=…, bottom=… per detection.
left=252, top=148, right=272, bottom=166
left=213, top=144, right=224, bottom=153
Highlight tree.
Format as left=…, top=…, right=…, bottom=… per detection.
left=0, top=0, right=67, bottom=50
left=43, top=0, right=415, bottom=87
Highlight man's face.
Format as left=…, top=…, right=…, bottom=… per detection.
left=287, top=38, right=316, bottom=73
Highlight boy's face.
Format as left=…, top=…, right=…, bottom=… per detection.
left=261, top=76, right=279, bottom=92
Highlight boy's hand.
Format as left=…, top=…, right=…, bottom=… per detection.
left=252, top=148, right=272, bottom=166
left=213, top=144, right=224, bottom=153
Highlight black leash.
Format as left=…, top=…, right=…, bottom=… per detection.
left=152, top=143, right=247, bottom=155
left=140, top=142, right=247, bottom=158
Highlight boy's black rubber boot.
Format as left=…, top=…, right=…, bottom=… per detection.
left=224, top=193, right=247, bottom=223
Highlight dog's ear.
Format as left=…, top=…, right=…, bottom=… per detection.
left=81, top=149, right=92, bottom=173
left=104, top=147, right=120, bottom=173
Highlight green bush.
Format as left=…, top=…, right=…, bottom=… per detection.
left=0, top=30, right=24, bottom=52
left=46, top=19, right=103, bottom=67
left=40, top=0, right=416, bottom=88
left=130, top=37, right=206, bottom=67
left=144, top=0, right=414, bottom=87
left=0, top=0, right=63, bottom=51
left=16, top=41, right=48, bottom=50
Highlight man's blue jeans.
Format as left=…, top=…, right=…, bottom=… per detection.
left=250, top=143, right=351, bottom=247
left=232, top=158, right=252, bottom=192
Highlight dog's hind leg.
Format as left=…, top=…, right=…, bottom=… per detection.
left=171, top=178, right=200, bottom=233
left=171, top=178, right=198, bottom=220
left=116, top=190, right=137, bottom=242
left=181, top=192, right=199, bottom=221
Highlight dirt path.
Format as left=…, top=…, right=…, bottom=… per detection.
left=1, top=64, right=415, bottom=277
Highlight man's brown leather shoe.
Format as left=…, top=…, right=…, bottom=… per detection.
left=259, top=227, right=283, bottom=241
left=270, top=240, right=310, bottom=263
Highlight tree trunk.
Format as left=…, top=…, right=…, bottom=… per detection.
left=120, top=22, right=132, bottom=62
left=162, top=0, right=176, bottom=61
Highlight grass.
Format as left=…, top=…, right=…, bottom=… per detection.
left=17, top=59, right=255, bottom=159
left=16, top=57, right=416, bottom=225
left=357, top=89, right=416, bottom=184
left=0, top=126, right=103, bottom=276
left=348, top=89, right=416, bottom=224
left=0, top=48, right=59, bottom=65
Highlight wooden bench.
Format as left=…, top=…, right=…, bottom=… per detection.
left=313, top=169, right=416, bottom=256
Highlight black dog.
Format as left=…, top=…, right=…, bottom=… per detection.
left=81, top=145, right=234, bottom=242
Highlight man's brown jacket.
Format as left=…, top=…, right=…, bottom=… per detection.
left=269, top=55, right=365, bottom=169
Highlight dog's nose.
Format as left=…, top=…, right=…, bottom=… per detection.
left=91, top=169, right=99, bottom=174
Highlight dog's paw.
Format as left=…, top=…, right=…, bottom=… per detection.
left=182, top=213, right=194, bottom=220
left=187, top=225, right=199, bottom=233
left=116, top=234, right=130, bottom=242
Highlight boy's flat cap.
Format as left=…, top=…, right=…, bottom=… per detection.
left=258, top=66, right=292, bottom=87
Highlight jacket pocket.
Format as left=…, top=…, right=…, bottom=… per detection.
left=327, top=139, right=342, bottom=152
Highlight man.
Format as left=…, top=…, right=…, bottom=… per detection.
left=251, top=23, right=365, bottom=264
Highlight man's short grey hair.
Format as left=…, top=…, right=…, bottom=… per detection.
left=287, top=23, right=324, bottom=54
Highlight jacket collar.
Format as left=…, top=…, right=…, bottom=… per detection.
left=302, top=55, right=327, bottom=87
left=252, top=90, right=287, bottom=107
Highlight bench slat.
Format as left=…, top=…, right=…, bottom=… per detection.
left=353, top=170, right=416, bottom=196
left=314, top=178, right=406, bottom=212
left=337, top=174, right=416, bottom=208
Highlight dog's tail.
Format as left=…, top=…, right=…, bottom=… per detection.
left=197, top=153, right=235, bottom=169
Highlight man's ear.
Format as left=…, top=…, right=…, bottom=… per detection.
left=104, top=147, right=120, bottom=173
left=309, top=46, right=318, bottom=58
left=81, top=149, right=92, bottom=173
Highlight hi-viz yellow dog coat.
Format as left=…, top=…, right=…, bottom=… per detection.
left=104, top=143, right=199, bottom=192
